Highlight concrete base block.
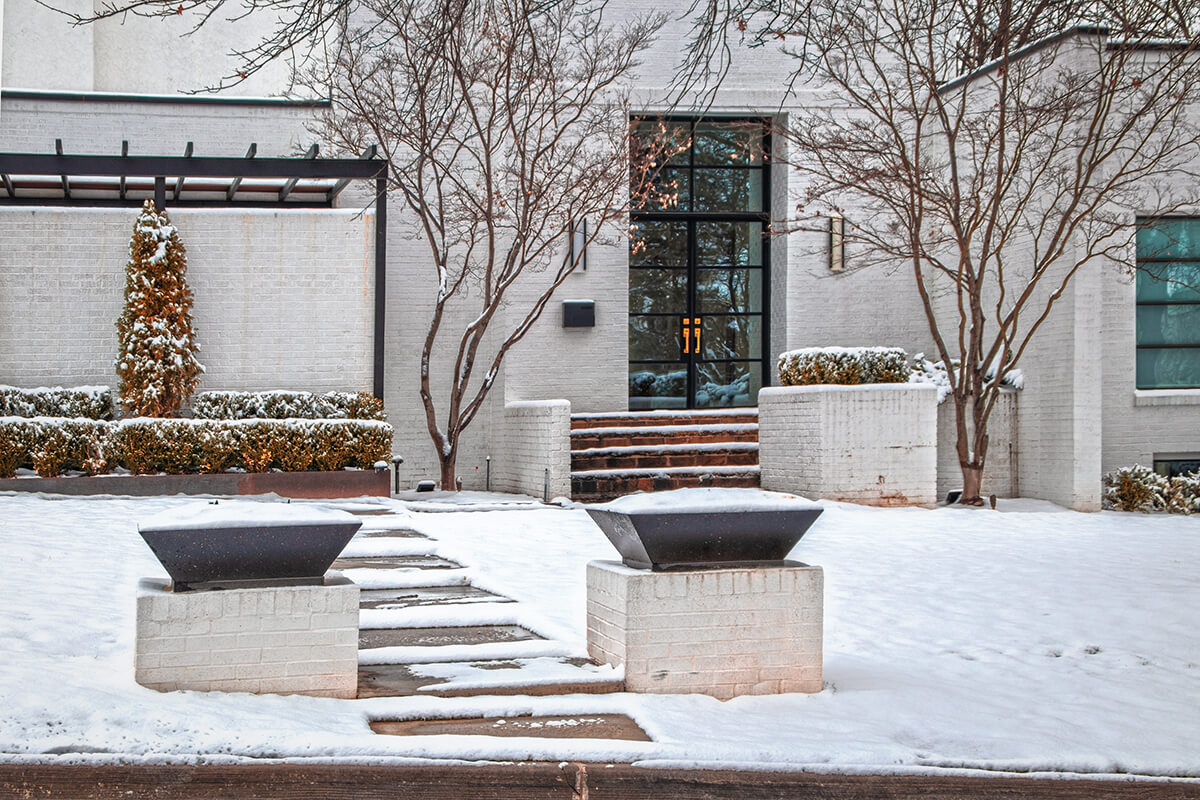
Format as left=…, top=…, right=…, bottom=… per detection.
left=586, top=560, right=823, bottom=700
left=135, top=575, right=359, bottom=698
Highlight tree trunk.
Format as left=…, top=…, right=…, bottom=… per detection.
left=439, top=448, right=457, bottom=491
left=960, top=464, right=985, bottom=506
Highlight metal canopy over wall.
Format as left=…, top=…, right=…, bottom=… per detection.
left=0, top=142, right=391, bottom=399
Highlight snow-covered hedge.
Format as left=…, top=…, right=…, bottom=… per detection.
left=0, top=385, right=113, bottom=420
left=0, top=417, right=108, bottom=477
left=1102, top=464, right=1200, bottom=514
left=778, top=347, right=911, bottom=386
left=191, top=391, right=386, bottom=421
left=0, top=417, right=392, bottom=478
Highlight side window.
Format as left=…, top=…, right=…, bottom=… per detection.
left=1136, top=218, right=1200, bottom=389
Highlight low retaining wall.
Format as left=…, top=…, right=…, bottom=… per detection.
left=489, top=400, right=571, bottom=500
left=758, top=383, right=938, bottom=507
left=0, top=468, right=390, bottom=498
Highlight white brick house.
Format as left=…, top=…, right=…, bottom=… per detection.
left=2, top=0, right=1198, bottom=511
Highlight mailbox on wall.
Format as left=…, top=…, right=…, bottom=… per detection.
left=562, top=300, right=595, bottom=328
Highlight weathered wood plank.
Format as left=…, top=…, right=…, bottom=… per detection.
left=3, top=763, right=1198, bottom=800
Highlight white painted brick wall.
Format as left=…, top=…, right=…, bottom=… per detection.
left=135, top=576, right=359, bottom=698
left=0, top=207, right=374, bottom=395
left=488, top=399, right=571, bottom=500
left=586, top=560, right=823, bottom=699
left=936, top=390, right=1019, bottom=500
left=759, top=383, right=938, bottom=507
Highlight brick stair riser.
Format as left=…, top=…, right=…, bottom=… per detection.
left=572, top=471, right=760, bottom=503
left=570, top=414, right=757, bottom=430
left=571, top=429, right=758, bottom=449
left=571, top=450, right=759, bottom=471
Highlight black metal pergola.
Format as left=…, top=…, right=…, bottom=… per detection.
left=0, top=141, right=390, bottom=399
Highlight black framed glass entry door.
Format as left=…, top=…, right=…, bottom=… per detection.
left=629, top=119, right=769, bottom=409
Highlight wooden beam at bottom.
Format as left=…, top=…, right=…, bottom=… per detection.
left=1, top=763, right=1197, bottom=800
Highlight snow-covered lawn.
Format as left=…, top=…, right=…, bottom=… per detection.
left=0, top=491, right=1198, bottom=778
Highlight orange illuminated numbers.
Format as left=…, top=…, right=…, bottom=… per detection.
left=682, top=318, right=701, bottom=355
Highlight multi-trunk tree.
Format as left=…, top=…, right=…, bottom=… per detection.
left=306, top=0, right=664, bottom=489
left=680, top=0, right=1200, bottom=503
left=115, top=200, right=204, bottom=417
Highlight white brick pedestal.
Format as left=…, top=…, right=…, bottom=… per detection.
left=135, top=575, right=359, bottom=698
left=586, top=560, right=823, bottom=700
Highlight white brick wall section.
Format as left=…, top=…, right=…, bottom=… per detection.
left=936, top=390, right=1019, bottom=500
left=0, top=207, right=374, bottom=394
left=758, top=383, right=937, bottom=507
left=135, top=576, right=359, bottom=698
left=587, top=560, right=823, bottom=699
left=488, top=399, right=571, bottom=500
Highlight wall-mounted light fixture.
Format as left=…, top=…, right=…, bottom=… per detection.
left=570, top=218, right=588, bottom=271
left=829, top=213, right=845, bottom=273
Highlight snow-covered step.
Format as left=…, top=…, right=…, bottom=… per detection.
left=570, top=409, right=757, bottom=429
left=570, top=422, right=758, bottom=449
left=358, top=585, right=513, bottom=610
left=572, top=466, right=761, bottom=504
left=371, top=713, right=649, bottom=740
left=571, top=441, right=759, bottom=471
left=358, top=657, right=624, bottom=699
left=359, top=624, right=543, bottom=651
left=332, top=555, right=462, bottom=570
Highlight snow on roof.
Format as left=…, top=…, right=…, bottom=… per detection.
left=138, top=500, right=359, bottom=532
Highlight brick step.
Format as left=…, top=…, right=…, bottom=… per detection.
left=571, top=443, right=759, bottom=471
left=571, top=466, right=760, bottom=503
left=570, top=410, right=758, bottom=430
left=570, top=423, right=758, bottom=450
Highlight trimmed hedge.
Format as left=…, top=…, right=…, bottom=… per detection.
left=1102, top=464, right=1200, bottom=514
left=778, top=347, right=911, bottom=386
left=191, top=391, right=386, bottom=421
left=0, top=417, right=392, bottom=478
left=0, top=385, right=113, bottom=420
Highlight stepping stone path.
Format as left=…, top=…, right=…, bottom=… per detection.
left=337, top=506, right=643, bottom=744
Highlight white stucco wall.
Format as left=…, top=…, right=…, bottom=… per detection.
left=2, top=0, right=298, bottom=96
left=0, top=207, right=374, bottom=394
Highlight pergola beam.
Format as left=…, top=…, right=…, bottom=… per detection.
left=174, top=141, right=193, bottom=201
left=55, top=139, right=70, bottom=199
left=329, top=145, right=379, bottom=201
left=226, top=143, right=256, bottom=201
left=279, top=144, right=319, bottom=202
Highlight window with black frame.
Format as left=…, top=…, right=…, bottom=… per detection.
left=628, top=118, right=770, bottom=410
left=1136, top=218, right=1200, bottom=389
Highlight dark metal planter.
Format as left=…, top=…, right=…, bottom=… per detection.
left=585, top=507, right=822, bottom=571
left=138, top=507, right=362, bottom=591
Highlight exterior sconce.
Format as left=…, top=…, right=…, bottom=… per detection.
left=829, top=213, right=845, bottom=273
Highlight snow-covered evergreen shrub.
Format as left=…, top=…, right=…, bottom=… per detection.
left=190, top=391, right=386, bottom=420
left=777, top=347, right=911, bottom=386
left=114, top=200, right=204, bottom=418
left=0, top=418, right=110, bottom=477
left=1166, top=472, right=1200, bottom=515
left=0, top=421, right=29, bottom=477
left=0, top=385, right=113, bottom=419
left=1, top=417, right=392, bottom=476
left=1102, top=465, right=1169, bottom=512
left=105, top=418, right=392, bottom=474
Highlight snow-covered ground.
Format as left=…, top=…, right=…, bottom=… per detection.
left=0, top=490, right=1198, bottom=778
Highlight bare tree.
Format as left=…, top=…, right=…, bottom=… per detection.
left=306, top=0, right=662, bottom=489
left=675, top=0, right=1200, bottom=504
